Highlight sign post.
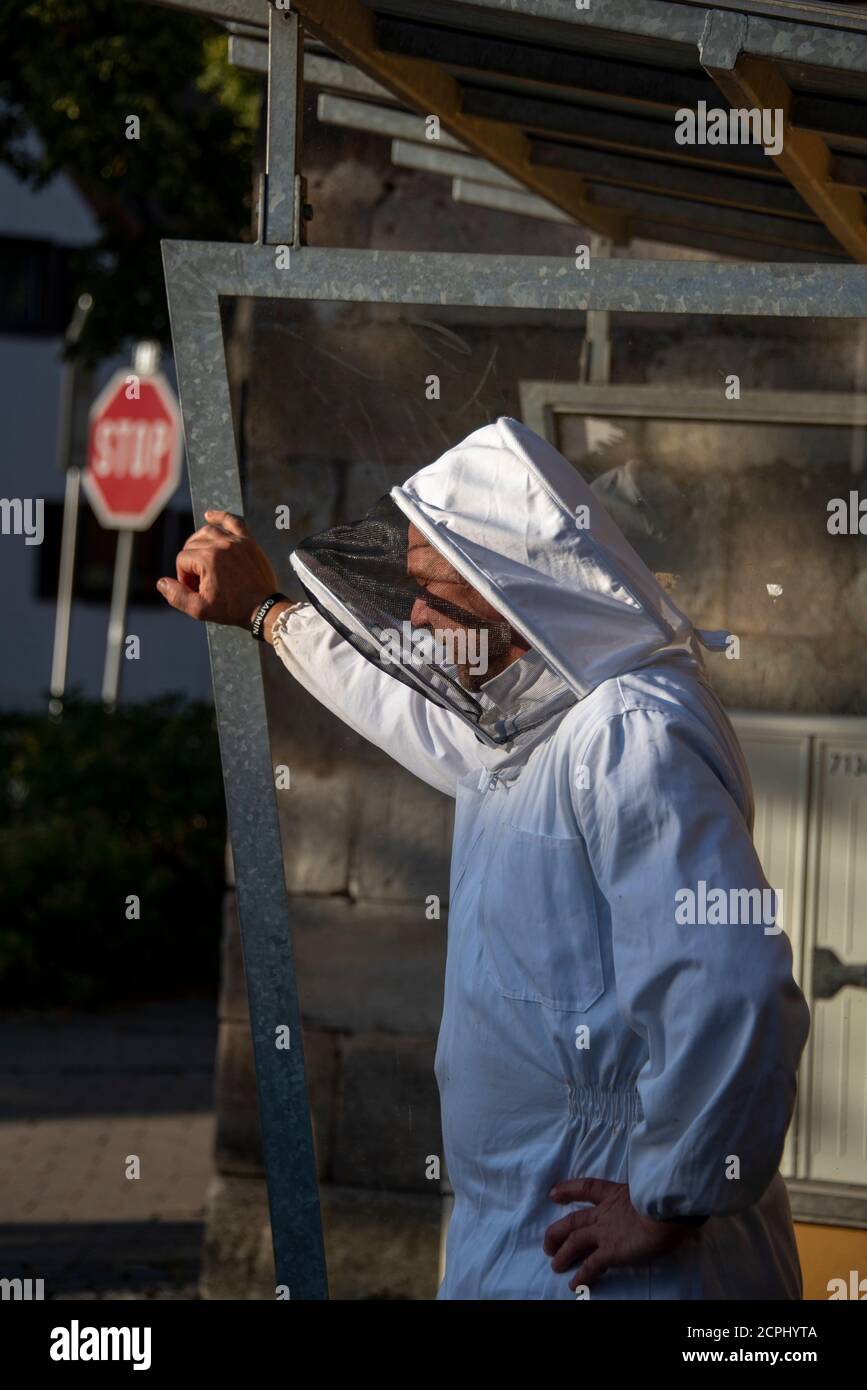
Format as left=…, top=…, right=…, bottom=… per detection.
left=49, top=292, right=94, bottom=715
left=82, top=341, right=182, bottom=707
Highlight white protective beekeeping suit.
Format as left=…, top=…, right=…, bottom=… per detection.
left=272, top=416, right=811, bottom=1301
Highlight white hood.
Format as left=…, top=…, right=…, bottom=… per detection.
left=291, top=416, right=728, bottom=749
left=391, top=416, right=727, bottom=697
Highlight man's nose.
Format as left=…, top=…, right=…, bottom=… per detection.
left=410, top=595, right=434, bottom=629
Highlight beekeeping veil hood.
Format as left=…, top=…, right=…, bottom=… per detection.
left=289, top=417, right=729, bottom=750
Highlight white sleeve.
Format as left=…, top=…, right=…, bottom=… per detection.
left=269, top=602, right=480, bottom=797
left=576, top=707, right=811, bottom=1220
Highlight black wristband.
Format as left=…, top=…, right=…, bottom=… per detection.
left=250, top=592, right=288, bottom=641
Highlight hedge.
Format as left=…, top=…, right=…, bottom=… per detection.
left=0, top=695, right=226, bottom=1007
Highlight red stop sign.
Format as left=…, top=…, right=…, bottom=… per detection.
left=83, top=369, right=183, bottom=530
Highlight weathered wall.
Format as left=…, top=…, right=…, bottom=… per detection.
left=559, top=316, right=867, bottom=715
left=201, top=102, right=867, bottom=1300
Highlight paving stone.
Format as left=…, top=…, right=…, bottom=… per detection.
left=320, top=1184, right=442, bottom=1301
left=331, top=1033, right=442, bottom=1194
left=200, top=1174, right=442, bottom=1301
left=0, top=1114, right=214, bottom=1223
left=295, top=899, right=446, bottom=1036
left=0, top=999, right=217, bottom=1090
left=220, top=892, right=446, bottom=1035
left=0, top=1220, right=204, bottom=1298
left=351, top=765, right=454, bottom=904
left=0, top=1001, right=217, bottom=1295
left=274, top=765, right=353, bottom=896
left=199, top=1174, right=277, bottom=1301
left=214, top=1021, right=337, bottom=1180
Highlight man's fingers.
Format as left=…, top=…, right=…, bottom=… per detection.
left=204, top=508, right=247, bottom=538
left=549, top=1177, right=617, bottom=1207
left=569, top=1251, right=609, bottom=1293
left=182, top=532, right=232, bottom=551
left=176, top=549, right=205, bottom=588
left=157, top=577, right=206, bottom=619
left=542, top=1206, right=595, bottom=1256
left=183, top=524, right=234, bottom=549
left=550, top=1225, right=597, bottom=1274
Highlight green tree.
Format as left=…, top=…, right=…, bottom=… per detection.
left=0, top=695, right=226, bottom=1006
left=0, top=0, right=262, bottom=360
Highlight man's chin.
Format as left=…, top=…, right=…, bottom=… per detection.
left=458, top=653, right=509, bottom=693
left=457, top=663, right=485, bottom=693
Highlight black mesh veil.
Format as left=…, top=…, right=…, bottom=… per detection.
left=291, top=494, right=489, bottom=728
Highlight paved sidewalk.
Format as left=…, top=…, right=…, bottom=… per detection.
left=0, top=998, right=217, bottom=1299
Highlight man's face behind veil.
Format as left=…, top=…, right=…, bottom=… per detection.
left=405, top=522, right=528, bottom=691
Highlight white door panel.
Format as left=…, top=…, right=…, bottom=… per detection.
left=733, top=723, right=811, bottom=1179
left=804, top=740, right=867, bottom=1187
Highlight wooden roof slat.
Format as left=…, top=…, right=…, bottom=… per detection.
left=703, top=47, right=867, bottom=262
left=374, top=15, right=710, bottom=111
left=460, top=85, right=782, bottom=178
left=291, top=0, right=629, bottom=241
left=589, top=182, right=842, bottom=256
left=530, top=138, right=817, bottom=219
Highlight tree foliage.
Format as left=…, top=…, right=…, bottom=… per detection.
left=0, top=0, right=262, bottom=359
left=0, top=695, right=226, bottom=1006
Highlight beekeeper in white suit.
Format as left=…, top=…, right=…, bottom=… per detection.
left=158, top=416, right=811, bottom=1301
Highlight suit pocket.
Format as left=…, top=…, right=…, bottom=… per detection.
left=479, top=823, right=604, bottom=1012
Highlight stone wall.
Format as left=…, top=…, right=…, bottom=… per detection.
left=560, top=315, right=867, bottom=715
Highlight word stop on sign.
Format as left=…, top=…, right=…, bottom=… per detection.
left=90, top=418, right=174, bottom=479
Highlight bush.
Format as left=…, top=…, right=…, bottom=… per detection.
left=0, top=694, right=226, bottom=1007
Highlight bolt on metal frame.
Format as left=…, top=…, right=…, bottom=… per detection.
left=162, top=0, right=867, bottom=1298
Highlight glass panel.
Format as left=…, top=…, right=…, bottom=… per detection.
left=221, top=300, right=867, bottom=1301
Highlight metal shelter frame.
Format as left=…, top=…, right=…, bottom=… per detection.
left=159, top=0, right=867, bottom=1298
left=156, top=0, right=867, bottom=263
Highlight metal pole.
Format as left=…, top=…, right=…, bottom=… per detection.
left=264, top=3, right=303, bottom=245
left=101, top=528, right=134, bottom=709
left=49, top=293, right=94, bottom=714
left=49, top=468, right=83, bottom=714
left=98, top=341, right=162, bottom=710
left=161, top=256, right=330, bottom=1295
left=582, top=234, right=613, bottom=386
left=162, top=30, right=327, bottom=1288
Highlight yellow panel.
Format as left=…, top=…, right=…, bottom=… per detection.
left=795, top=1222, right=867, bottom=1300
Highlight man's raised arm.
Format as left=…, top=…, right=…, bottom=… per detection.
left=157, top=508, right=478, bottom=797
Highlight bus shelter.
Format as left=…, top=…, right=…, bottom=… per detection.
left=155, top=0, right=867, bottom=1297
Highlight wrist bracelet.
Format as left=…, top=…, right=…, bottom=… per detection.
left=250, top=592, right=288, bottom=641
